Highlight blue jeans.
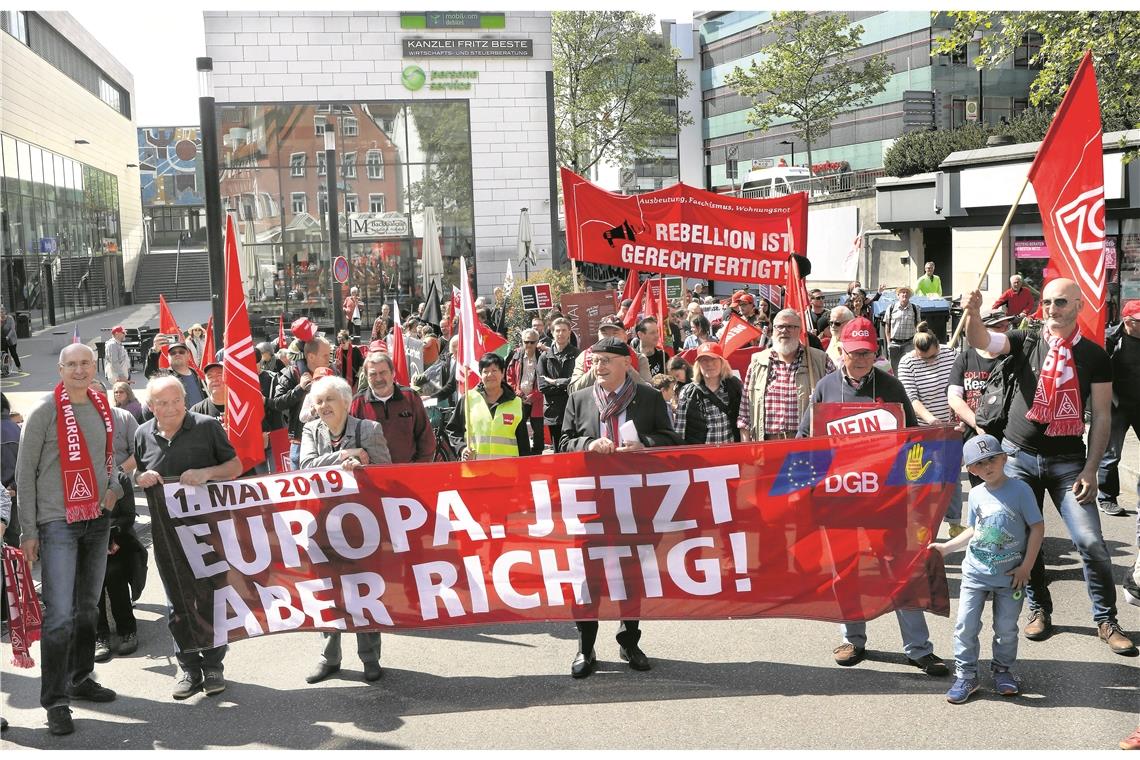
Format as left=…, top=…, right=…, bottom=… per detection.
left=289, top=441, right=301, bottom=470
left=1002, top=441, right=1118, bottom=622
left=1097, top=405, right=1140, bottom=501
left=946, top=475, right=963, bottom=523
left=37, top=515, right=111, bottom=709
left=953, top=580, right=1024, bottom=679
left=840, top=609, right=934, bottom=659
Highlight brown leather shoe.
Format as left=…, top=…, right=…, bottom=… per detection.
left=1024, top=609, right=1051, bottom=640
left=833, top=642, right=865, bottom=666
left=1098, top=621, right=1138, bottom=655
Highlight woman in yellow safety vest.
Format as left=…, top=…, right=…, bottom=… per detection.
left=445, top=352, right=531, bottom=460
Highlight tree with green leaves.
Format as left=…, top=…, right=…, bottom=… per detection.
left=723, top=11, right=893, bottom=174
left=931, top=11, right=1140, bottom=133
left=553, top=11, right=693, bottom=176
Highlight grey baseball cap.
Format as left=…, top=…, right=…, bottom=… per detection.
left=963, top=434, right=1003, bottom=467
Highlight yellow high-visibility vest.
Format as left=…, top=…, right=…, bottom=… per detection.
left=465, top=391, right=524, bottom=458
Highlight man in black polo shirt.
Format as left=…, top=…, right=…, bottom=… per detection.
left=135, top=375, right=243, bottom=699
left=963, top=281, right=1135, bottom=655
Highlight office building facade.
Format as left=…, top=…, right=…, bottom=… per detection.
left=1, top=11, right=142, bottom=329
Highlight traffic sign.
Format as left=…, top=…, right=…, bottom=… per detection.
left=333, top=256, right=349, bottom=284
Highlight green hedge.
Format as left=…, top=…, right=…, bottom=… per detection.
left=883, top=109, right=1052, bottom=178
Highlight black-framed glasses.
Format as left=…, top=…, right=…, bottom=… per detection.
left=811, top=296, right=824, bottom=301
left=829, top=320, right=849, bottom=327
left=523, top=340, right=537, bottom=344
left=1041, top=298, right=1069, bottom=308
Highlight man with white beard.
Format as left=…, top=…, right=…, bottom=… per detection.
left=738, top=309, right=833, bottom=441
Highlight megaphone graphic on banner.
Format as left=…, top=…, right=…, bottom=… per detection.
left=602, top=220, right=637, bottom=248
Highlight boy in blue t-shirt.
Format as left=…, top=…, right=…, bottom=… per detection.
left=929, top=434, right=1044, bottom=704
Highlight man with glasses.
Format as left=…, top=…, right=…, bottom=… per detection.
left=795, top=319, right=947, bottom=675
left=740, top=309, right=833, bottom=441
left=159, top=340, right=205, bottom=409
left=963, top=280, right=1135, bottom=655
left=1096, top=300, right=1140, bottom=517
left=809, top=289, right=830, bottom=335
left=16, top=344, right=123, bottom=735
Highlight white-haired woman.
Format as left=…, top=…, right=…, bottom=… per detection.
left=299, top=375, right=391, bottom=684
left=184, top=324, right=207, bottom=366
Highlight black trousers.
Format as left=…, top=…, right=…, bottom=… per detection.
left=526, top=417, right=544, bottom=455
left=97, top=551, right=137, bottom=638
left=548, top=423, right=563, bottom=453
left=575, top=620, right=641, bottom=654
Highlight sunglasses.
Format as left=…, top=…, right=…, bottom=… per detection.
left=811, top=296, right=824, bottom=301
left=829, top=320, right=849, bottom=328
left=523, top=340, right=537, bottom=344
left=169, top=349, right=188, bottom=355
left=1041, top=298, right=1070, bottom=308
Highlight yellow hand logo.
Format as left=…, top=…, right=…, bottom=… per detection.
left=905, top=444, right=932, bottom=482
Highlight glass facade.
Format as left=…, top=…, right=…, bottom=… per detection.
left=1, top=133, right=124, bottom=328
left=216, top=101, right=475, bottom=327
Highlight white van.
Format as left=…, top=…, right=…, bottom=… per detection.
left=740, top=166, right=813, bottom=198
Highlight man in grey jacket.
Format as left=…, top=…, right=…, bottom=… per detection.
left=103, top=325, right=131, bottom=384
left=17, top=343, right=123, bottom=736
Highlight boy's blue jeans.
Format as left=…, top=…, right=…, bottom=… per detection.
left=953, top=579, right=1024, bottom=679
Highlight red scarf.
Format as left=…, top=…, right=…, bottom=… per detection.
left=54, top=381, right=114, bottom=523
left=1026, top=327, right=1085, bottom=436
left=3, top=545, right=42, bottom=667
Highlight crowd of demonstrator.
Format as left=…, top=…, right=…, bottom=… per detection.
left=2, top=279, right=1137, bottom=747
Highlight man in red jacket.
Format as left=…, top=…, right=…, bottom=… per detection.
left=349, top=352, right=435, bottom=463
left=992, top=274, right=1036, bottom=317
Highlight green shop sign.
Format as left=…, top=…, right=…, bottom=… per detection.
left=430, top=71, right=478, bottom=90
left=401, top=65, right=426, bottom=91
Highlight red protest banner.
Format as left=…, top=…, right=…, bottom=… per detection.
left=561, top=168, right=808, bottom=284
left=145, top=427, right=959, bottom=651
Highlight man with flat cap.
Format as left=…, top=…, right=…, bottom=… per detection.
left=560, top=336, right=681, bottom=678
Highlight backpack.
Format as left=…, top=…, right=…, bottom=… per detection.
left=973, top=331, right=1040, bottom=440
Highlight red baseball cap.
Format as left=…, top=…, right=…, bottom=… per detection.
left=695, top=342, right=726, bottom=363
left=1122, top=300, right=1140, bottom=319
left=368, top=340, right=388, bottom=353
left=291, top=317, right=317, bottom=343
left=737, top=293, right=755, bottom=305
left=110, top=325, right=125, bottom=335
left=840, top=317, right=878, bottom=353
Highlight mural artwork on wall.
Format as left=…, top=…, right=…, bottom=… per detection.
left=138, top=127, right=205, bottom=206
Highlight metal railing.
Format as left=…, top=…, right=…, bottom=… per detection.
left=735, top=168, right=886, bottom=201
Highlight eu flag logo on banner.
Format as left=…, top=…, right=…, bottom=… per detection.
left=886, top=439, right=963, bottom=486
left=769, top=449, right=834, bottom=496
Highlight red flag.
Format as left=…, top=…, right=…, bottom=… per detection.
left=278, top=315, right=286, bottom=348
left=655, top=277, right=669, bottom=350
left=202, top=316, right=215, bottom=366
left=622, top=278, right=648, bottom=330
left=718, top=313, right=764, bottom=358
left=388, top=301, right=410, bottom=386
left=221, top=215, right=266, bottom=471
left=619, top=268, right=641, bottom=304
left=1027, top=50, right=1106, bottom=344
left=784, top=254, right=812, bottom=331
left=157, top=295, right=183, bottom=369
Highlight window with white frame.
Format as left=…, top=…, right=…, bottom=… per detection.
left=316, top=152, right=326, bottom=176
left=342, top=151, right=356, bottom=179
left=318, top=192, right=328, bottom=216
left=291, top=192, right=307, bottom=215
left=369, top=193, right=385, bottom=213
left=345, top=194, right=359, bottom=213
left=366, top=150, right=383, bottom=180
left=290, top=152, right=305, bottom=177
left=314, top=117, right=326, bottom=135
left=341, top=117, right=358, bottom=136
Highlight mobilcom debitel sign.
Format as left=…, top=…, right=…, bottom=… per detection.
left=402, top=38, right=533, bottom=58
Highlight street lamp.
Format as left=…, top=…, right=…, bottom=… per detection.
left=322, top=115, right=344, bottom=333
left=197, top=56, right=225, bottom=348
left=143, top=214, right=152, bottom=256
left=779, top=139, right=795, bottom=166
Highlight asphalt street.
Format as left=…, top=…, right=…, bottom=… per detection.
left=1, top=303, right=1137, bottom=750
